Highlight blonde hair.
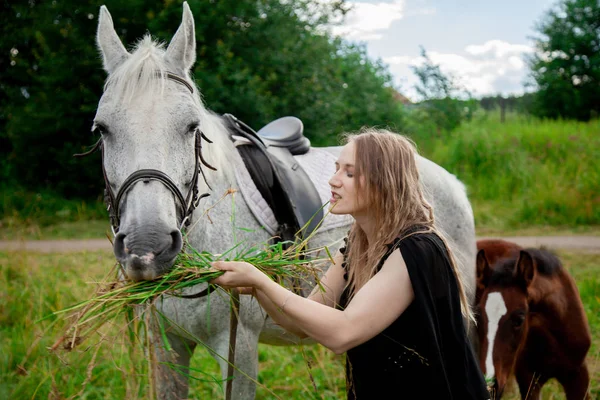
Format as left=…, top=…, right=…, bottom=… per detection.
left=342, top=128, right=473, bottom=322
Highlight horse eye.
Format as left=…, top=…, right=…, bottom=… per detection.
left=93, top=123, right=108, bottom=136
left=512, top=313, right=525, bottom=328
left=187, top=123, right=200, bottom=135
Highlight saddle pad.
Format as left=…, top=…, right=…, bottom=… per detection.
left=234, top=146, right=353, bottom=236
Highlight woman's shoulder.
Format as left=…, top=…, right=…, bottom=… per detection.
left=388, top=227, right=442, bottom=252
left=390, top=229, right=450, bottom=274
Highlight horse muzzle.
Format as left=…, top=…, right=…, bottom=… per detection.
left=113, top=228, right=183, bottom=281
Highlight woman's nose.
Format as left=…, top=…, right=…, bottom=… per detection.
left=329, top=175, right=341, bottom=188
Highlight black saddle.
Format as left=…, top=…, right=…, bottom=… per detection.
left=223, top=114, right=323, bottom=244
left=257, top=117, right=311, bottom=155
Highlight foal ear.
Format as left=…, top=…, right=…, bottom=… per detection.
left=165, top=2, right=196, bottom=73
left=97, top=5, right=130, bottom=74
left=476, top=249, right=492, bottom=287
left=515, top=250, right=536, bottom=288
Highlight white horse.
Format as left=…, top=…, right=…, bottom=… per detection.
left=94, top=3, right=477, bottom=399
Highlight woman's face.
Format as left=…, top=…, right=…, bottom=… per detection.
left=329, top=142, right=368, bottom=217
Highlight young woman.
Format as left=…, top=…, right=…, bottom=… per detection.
left=211, top=129, right=490, bottom=399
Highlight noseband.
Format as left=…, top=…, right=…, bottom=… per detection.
left=75, top=72, right=216, bottom=234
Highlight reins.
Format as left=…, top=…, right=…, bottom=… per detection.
left=75, top=71, right=240, bottom=399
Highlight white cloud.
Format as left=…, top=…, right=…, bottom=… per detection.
left=330, top=0, right=406, bottom=41
left=384, top=40, right=534, bottom=98
left=405, top=7, right=436, bottom=17
left=465, top=40, right=533, bottom=58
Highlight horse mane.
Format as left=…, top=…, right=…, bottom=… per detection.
left=104, top=36, right=168, bottom=102
left=103, top=35, right=234, bottom=182
left=488, top=248, right=563, bottom=287
left=524, top=248, right=563, bottom=275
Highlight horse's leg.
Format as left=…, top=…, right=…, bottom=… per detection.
left=204, top=295, right=264, bottom=400
left=153, top=331, right=197, bottom=400
left=515, top=366, right=548, bottom=400
left=206, top=324, right=261, bottom=400
left=559, top=363, right=591, bottom=400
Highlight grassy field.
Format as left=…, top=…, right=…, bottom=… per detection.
left=416, top=113, right=600, bottom=230
left=1, top=249, right=598, bottom=399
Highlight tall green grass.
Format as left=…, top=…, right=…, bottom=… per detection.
left=0, top=250, right=345, bottom=399
left=414, top=113, right=600, bottom=229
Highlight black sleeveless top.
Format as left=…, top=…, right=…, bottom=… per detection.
left=338, top=230, right=489, bottom=400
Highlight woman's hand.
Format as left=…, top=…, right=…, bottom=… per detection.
left=210, top=261, right=267, bottom=292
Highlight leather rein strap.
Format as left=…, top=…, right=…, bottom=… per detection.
left=225, top=289, right=240, bottom=400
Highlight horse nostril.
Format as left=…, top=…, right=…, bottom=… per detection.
left=170, top=230, right=183, bottom=253
left=156, top=230, right=183, bottom=261
left=156, top=230, right=183, bottom=262
left=113, top=232, right=127, bottom=260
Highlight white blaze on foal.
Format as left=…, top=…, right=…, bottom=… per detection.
left=484, top=292, right=507, bottom=380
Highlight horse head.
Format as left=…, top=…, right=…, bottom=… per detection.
left=475, top=248, right=536, bottom=398
left=94, top=3, right=220, bottom=281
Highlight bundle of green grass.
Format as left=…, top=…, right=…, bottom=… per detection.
left=50, top=238, right=331, bottom=353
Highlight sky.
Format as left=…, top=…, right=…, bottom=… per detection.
left=328, top=0, right=558, bottom=101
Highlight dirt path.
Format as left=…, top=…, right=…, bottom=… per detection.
left=1, top=236, right=600, bottom=253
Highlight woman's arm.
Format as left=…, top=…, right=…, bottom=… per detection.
left=213, top=251, right=348, bottom=338
left=213, top=248, right=414, bottom=354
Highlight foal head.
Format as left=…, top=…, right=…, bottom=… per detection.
left=475, top=248, right=562, bottom=397
left=476, top=239, right=522, bottom=304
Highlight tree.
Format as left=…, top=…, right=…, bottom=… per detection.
left=1, top=0, right=164, bottom=198
left=410, top=47, right=476, bottom=132
left=527, top=0, right=600, bottom=120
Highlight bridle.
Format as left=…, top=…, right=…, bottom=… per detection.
left=75, top=72, right=215, bottom=234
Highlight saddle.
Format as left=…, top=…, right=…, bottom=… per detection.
left=223, top=113, right=323, bottom=244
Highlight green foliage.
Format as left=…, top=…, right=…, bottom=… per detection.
left=527, top=0, right=600, bottom=120
left=404, top=98, right=478, bottom=136
left=479, top=93, right=535, bottom=114
left=0, top=0, right=403, bottom=201
left=409, top=47, right=476, bottom=132
left=1, top=0, right=160, bottom=198
left=420, top=113, right=600, bottom=228
left=0, top=183, right=108, bottom=240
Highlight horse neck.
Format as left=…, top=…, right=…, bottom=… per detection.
left=527, top=270, right=591, bottom=357
left=195, top=113, right=238, bottom=192
left=528, top=270, right=585, bottom=325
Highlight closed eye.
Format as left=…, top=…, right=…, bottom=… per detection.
left=334, top=162, right=353, bottom=177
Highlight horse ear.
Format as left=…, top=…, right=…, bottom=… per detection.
left=515, top=250, right=536, bottom=288
left=165, top=2, right=196, bottom=73
left=476, top=249, right=492, bottom=287
left=96, top=5, right=130, bottom=74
